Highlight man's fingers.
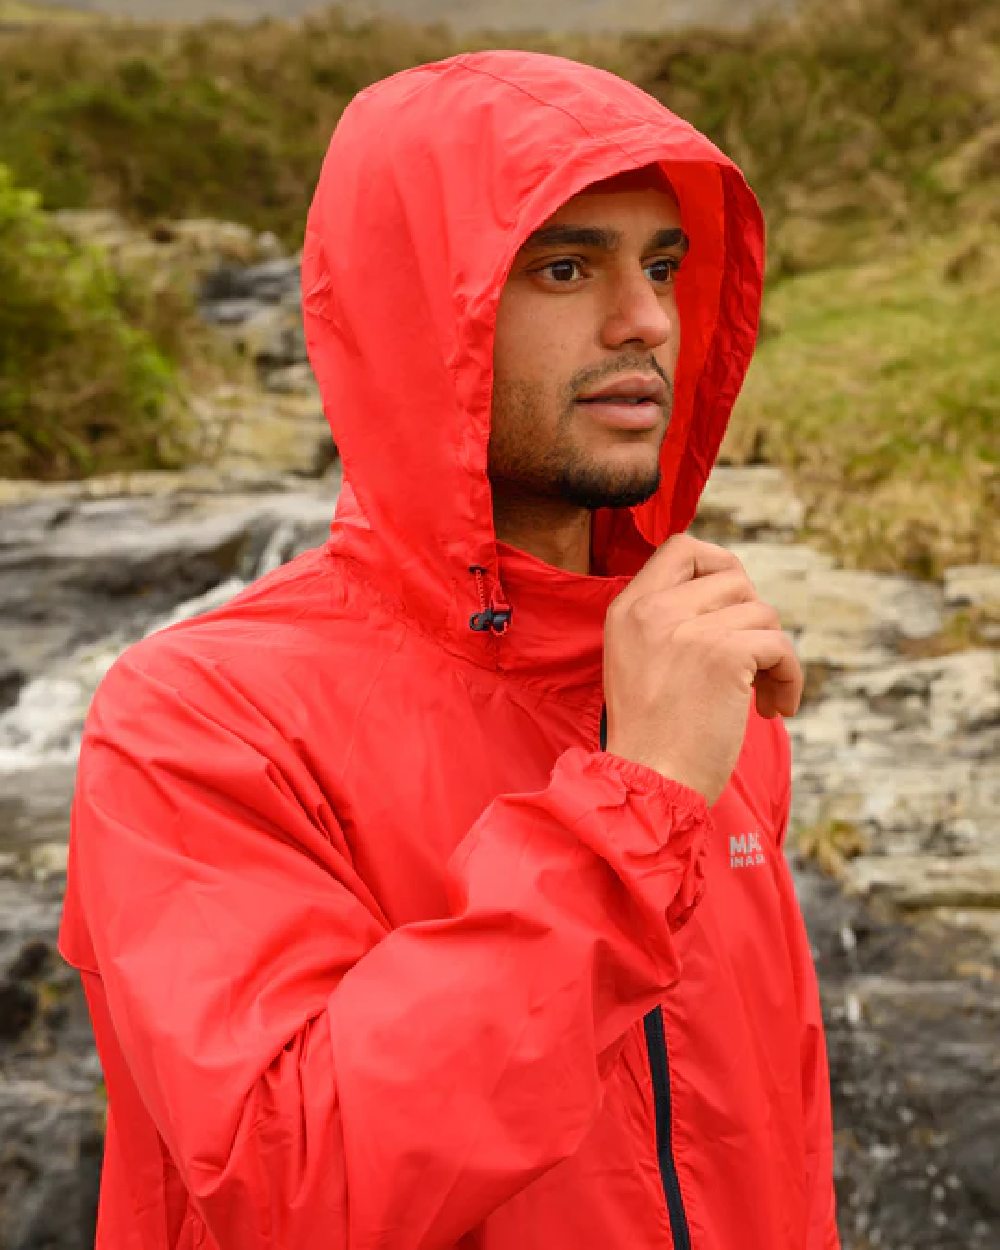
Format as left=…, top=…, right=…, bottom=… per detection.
left=604, top=539, right=801, bottom=800
left=626, top=533, right=743, bottom=598
left=670, top=610, right=800, bottom=716
left=643, top=569, right=761, bottom=621
left=740, top=629, right=803, bottom=718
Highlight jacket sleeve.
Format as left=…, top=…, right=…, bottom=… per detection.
left=773, top=723, right=841, bottom=1250
left=64, top=651, right=708, bottom=1250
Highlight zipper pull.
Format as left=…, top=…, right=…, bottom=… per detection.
left=468, top=565, right=513, bottom=634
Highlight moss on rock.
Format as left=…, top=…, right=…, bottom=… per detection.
left=0, top=165, right=197, bottom=478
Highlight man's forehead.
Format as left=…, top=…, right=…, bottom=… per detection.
left=576, top=165, right=676, bottom=198
left=543, top=164, right=680, bottom=223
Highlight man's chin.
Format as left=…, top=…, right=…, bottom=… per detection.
left=556, top=467, right=661, bottom=511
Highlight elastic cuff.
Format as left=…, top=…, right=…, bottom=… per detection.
left=552, top=747, right=710, bottom=933
left=599, top=751, right=709, bottom=813
left=553, top=747, right=710, bottom=824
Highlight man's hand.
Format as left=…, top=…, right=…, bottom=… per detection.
left=603, top=533, right=803, bottom=805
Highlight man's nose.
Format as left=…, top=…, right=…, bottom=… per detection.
left=599, top=274, right=676, bottom=351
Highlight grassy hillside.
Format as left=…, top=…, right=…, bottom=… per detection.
left=0, top=0, right=996, bottom=575
left=0, top=0, right=996, bottom=258
left=0, top=8, right=454, bottom=243
left=727, top=233, right=999, bottom=575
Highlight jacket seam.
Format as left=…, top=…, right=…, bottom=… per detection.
left=338, top=628, right=409, bottom=787
left=453, top=58, right=653, bottom=158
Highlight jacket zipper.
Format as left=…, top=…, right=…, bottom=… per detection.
left=599, top=706, right=692, bottom=1250
left=467, top=564, right=513, bottom=633
left=643, top=1008, right=692, bottom=1250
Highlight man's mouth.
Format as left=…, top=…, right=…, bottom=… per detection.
left=574, top=374, right=667, bottom=430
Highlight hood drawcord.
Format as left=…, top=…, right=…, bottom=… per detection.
left=468, top=565, right=513, bottom=634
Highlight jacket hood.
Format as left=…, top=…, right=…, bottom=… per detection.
left=301, top=50, right=764, bottom=688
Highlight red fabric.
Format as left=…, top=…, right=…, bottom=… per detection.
left=59, top=51, right=839, bottom=1250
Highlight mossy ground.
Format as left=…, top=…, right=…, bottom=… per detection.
left=726, top=229, right=999, bottom=576
left=0, top=167, right=188, bottom=478
left=0, top=165, right=250, bottom=478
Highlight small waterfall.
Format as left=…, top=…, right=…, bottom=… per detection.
left=0, top=650, right=119, bottom=774
left=254, top=520, right=301, bottom=576
left=0, top=520, right=310, bottom=775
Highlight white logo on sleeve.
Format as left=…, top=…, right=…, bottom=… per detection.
left=729, top=832, right=766, bottom=869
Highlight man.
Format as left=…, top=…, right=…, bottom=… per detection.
left=60, top=50, right=839, bottom=1250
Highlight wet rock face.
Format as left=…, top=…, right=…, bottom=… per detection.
left=788, top=640, right=999, bottom=1250
left=812, top=886, right=998, bottom=1249
left=0, top=870, right=104, bottom=1250
left=695, top=472, right=1000, bottom=1250
left=200, top=258, right=307, bottom=372
left=0, top=460, right=996, bottom=1249
left=0, top=473, right=336, bottom=710
left=192, top=254, right=339, bottom=480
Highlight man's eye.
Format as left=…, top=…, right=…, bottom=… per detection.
left=646, top=258, right=681, bottom=285
left=541, top=259, right=583, bottom=282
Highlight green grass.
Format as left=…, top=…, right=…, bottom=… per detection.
left=0, top=10, right=458, bottom=243
left=725, top=230, right=1000, bottom=576
left=0, top=164, right=198, bottom=478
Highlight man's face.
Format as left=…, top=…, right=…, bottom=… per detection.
left=489, top=169, right=687, bottom=511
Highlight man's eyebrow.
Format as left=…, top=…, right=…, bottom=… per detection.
left=518, top=224, right=690, bottom=254
left=648, top=227, right=690, bottom=254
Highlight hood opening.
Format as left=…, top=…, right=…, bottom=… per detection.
left=302, top=50, right=763, bottom=672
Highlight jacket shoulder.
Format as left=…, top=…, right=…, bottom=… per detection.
left=86, top=545, right=403, bottom=754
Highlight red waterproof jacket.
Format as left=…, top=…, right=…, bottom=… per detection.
left=60, top=51, right=839, bottom=1250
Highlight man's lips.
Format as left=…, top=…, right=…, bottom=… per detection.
left=575, top=373, right=668, bottom=406
left=574, top=374, right=667, bottom=431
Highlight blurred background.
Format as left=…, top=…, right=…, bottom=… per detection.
left=0, top=1, right=997, bottom=1247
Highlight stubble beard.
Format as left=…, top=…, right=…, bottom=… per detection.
left=489, top=362, right=672, bottom=511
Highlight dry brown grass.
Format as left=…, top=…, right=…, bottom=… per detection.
left=794, top=817, right=869, bottom=879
